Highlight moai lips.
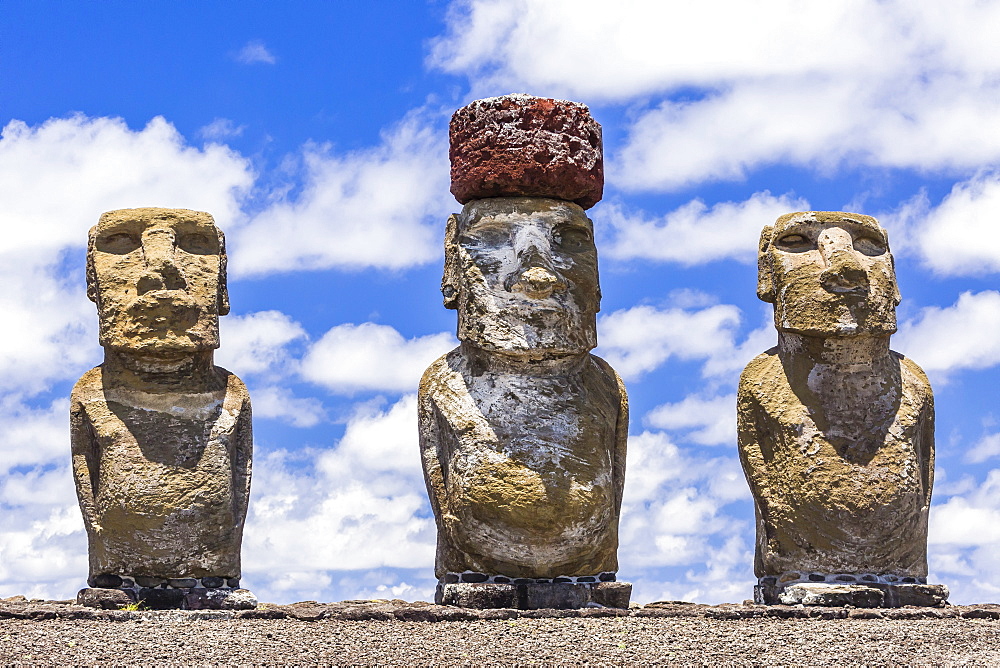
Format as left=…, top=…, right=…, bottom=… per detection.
left=449, top=94, right=604, bottom=209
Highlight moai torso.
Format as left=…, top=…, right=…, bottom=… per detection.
left=420, top=96, right=628, bottom=585
left=738, top=212, right=942, bottom=605
left=739, top=346, right=933, bottom=576
left=421, top=347, right=626, bottom=577
left=72, top=208, right=252, bottom=586
left=72, top=366, right=251, bottom=578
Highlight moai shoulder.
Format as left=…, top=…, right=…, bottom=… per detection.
left=419, top=95, right=631, bottom=610
left=71, top=207, right=256, bottom=611
left=737, top=211, right=945, bottom=608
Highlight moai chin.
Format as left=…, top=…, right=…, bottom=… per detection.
left=419, top=94, right=631, bottom=610
left=71, top=208, right=256, bottom=611
left=738, top=211, right=948, bottom=607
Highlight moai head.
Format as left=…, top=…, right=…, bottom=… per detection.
left=87, top=208, right=229, bottom=355
left=757, top=211, right=901, bottom=337
left=443, top=94, right=604, bottom=355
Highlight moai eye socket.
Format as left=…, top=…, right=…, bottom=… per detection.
left=853, top=235, right=887, bottom=256
left=554, top=225, right=592, bottom=252
left=775, top=233, right=815, bottom=252
left=177, top=232, right=218, bottom=255
left=97, top=232, right=140, bottom=255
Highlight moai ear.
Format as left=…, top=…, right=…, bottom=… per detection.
left=217, top=227, right=231, bottom=316
left=441, top=213, right=461, bottom=310
left=85, top=230, right=98, bottom=304
left=756, top=225, right=776, bottom=303
left=882, top=228, right=902, bottom=306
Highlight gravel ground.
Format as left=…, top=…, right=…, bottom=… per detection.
left=1, top=615, right=1000, bottom=665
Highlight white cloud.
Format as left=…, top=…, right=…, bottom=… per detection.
left=243, top=395, right=437, bottom=602
left=249, top=386, right=326, bottom=428
left=966, top=433, right=1000, bottom=465
left=600, top=191, right=808, bottom=265
left=646, top=394, right=736, bottom=446
left=912, top=172, right=1000, bottom=275
left=302, top=323, right=455, bottom=395
left=234, top=40, right=276, bottom=65
left=596, top=303, right=743, bottom=379
left=894, top=291, right=1000, bottom=378
left=0, top=116, right=253, bottom=249
left=229, top=112, right=452, bottom=277
left=218, top=310, right=308, bottom=380
left=432, top=1, right=1000, bottom=190
left=199, top=118, right=247, bottom=141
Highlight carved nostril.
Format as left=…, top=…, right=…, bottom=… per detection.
left=510, top=266, right=566, bottom=299
left=819, top=251, right=869, bottom=293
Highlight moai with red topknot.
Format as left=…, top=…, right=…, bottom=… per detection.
left=419, top=95, right=631, bottom=609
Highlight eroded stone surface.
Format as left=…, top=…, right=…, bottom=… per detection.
left=421, top=191, right=627, bottom=601
left=738, top=211, right=943, bottom=605
left=72, top=208, right=254, bottom=608
left=449, top=94, right=603, bottom=209
left=437, top=582, right=632, bottom=610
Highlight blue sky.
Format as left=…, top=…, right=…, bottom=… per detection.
left=1, top=0, right=998, bottom=604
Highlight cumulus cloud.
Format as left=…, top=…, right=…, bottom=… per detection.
left=965, top=433, right=1000, bottom=465
left=217, top=310, right=308, bottom=380
left=929, top=469, right=1000, bottom=602
left=894, top=291, right=1000, bottom=379
left=645, top=394, right=736, bottom=446
left=301, top=323, right=455, bottom=395
left=596, top=303, right=743, bottom=380
left=619, top=430, right=752, bottom=603
left=242, top=395, right=437, bottom=603
left=229, top=112, right=452, bottom=277
left=600, top=191, right=808, bottom=264
left=912, top=172, right=1000, bottom=275
left=234, top=40, right=277, bottom=65
left=199, top=118, right=247, bottom=141
left=432, top=0, right=1000, bottom=190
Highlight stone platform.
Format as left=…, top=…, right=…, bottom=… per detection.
left=436, top=581, right=631, bottom=610
left=755, top=574, right=949, bottom=608
left=78, top=575, right=257, bottom=610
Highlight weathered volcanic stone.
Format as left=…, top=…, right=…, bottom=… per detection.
left=449, top=94, right=603, bottom=208
left=739, top=211, right=946, bottom=606
left=436, top=582, right=631, bottom=610
left=76, top=587, right=135, bottom=610
left=71, top=208, right=255, bottom=610
left=778, top=584, right=885, bottom=608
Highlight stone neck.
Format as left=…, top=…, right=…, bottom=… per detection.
left=777, top=331, right=891, bottom=367
left=461, top=341, right=589, bottom=376
left=102, top=348, right=218, bottom=391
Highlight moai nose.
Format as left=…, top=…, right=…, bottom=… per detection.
left=137, top=228, right=187, bottom=294
left=818, top=228, right=869, bottom=293
left=510, top=264, right=566, bottom=299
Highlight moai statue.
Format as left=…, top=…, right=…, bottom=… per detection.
left=419, top=95, right=631, bottom=610
left=72, top=208, right=256, bottom=611
left=738, top=211, right=947, bottom=607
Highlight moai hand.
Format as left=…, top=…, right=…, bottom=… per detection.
left=71, top=208, right=255, bottom=611
left=419, top=95, right=630, bottom=610
left=738, top=211, right=947, bottom=607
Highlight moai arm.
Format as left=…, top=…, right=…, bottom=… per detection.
left=70, top=390, right=101, bottom=536
left=417, top=366, right=447, bottom=524
left=232, top=388, right=253, bottom=524
left=736, top=355, right=775, bottom=577
left=605, top=360, right=629, bottom=515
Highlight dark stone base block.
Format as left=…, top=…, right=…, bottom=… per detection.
left=77, top=586, right=257, bottom=611
left=755, top=581, right=949, bottom=608
left=436, top=581, right=631, bottom=609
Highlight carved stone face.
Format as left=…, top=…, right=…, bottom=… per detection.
left=87, top=208, right=229, bottom=354
left=758, top=212, right=900, bottom=337
left=444, top=197, right=600, bottom=355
